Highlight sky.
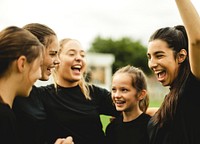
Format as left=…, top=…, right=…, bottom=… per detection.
left=1, top=0, right=200, bottom=50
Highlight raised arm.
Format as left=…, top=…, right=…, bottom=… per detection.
left=175, top=0, right=200, bottom=79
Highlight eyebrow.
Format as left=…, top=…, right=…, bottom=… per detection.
left=154, top=51, right=165, bottom=54
left=148, top=50, right=165, bottom=55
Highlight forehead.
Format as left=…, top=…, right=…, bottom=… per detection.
left=63, top=40, right=85, bottom=52
left=147, top=39, right=170, bottom=54
left=112, top=73, right=132, bottom=84
left=46, top=35, right=59, bottom=51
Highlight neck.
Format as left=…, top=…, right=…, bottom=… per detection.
left=0, top=78, right=17, bottom=108
left=56, top=77, right=79, bottom=88
left=123, top=108, right=143, bottom=122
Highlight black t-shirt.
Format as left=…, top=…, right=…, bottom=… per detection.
left=105, top=113, right=151, bottom=144
left=0, top=102, right=19, bottom=144
left=148, top=72, right=200, bottom=144
left=13, top=84, right=119, bottom=144
left=42, top=84, right=119, bottom=144
left=13, top=86, right=47, bottom=144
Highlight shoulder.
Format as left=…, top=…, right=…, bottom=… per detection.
left=0, top=102, right=15, bottom=121
left=138, top=113, right=151, bottom=124
left=106, top=116, right=122, bottom=131
left=33, top=84, right=56, bottom=94
left=89, top=84, right=110, bottom=95
left=188, top=72, right=200, bottom=85
left=183, top=72, right=200, bottom=94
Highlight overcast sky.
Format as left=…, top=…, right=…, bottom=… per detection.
left=1, top=0, right=200, bottom=50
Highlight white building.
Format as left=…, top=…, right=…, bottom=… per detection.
left=86, top=52, right=115, bottom=90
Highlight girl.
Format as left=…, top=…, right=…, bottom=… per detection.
left=20, top=38, right=119, bottom=144
left=13, top=23, right=73, bottom=144
left=105, top=65, right=151, bottom=144
left=0, top=26, right=44, bottom=144
left=147, top=0, right=200, bottom=143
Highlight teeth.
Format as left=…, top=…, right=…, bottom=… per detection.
left=155, top=71, right=162, bottom=75
left=73, top=65, right=81, bottom=68
left=115, top=100, right=125, bottom=104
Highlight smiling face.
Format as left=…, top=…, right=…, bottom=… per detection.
left=40, top=35, right=60, bottom=81
left=56, top=39, right=86, bottom=87
left=111, top=73, right=140, bottom=113
left=147, top=39, right=180, bottom=86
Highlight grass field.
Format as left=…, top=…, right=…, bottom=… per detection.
left=100, top=100, right=162, bottom=132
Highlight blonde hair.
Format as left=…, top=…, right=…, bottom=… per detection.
left=54, top=38, right=91, bottom=100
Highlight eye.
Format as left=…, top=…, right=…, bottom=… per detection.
left=68, top=52, right=75, bottom=56
left=156, top=54, right=163, bottom=59
left=121, top=88, right=128, bottom=93
left=80, top=52, right=85, bottom=58
left=49, top=53, right=57, bottom=57
left=111, top=87, right=116, bottom=93
left=147, top=54, right=151, bottom=60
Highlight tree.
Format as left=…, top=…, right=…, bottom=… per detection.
left=87, top=36, right=152, bottom=75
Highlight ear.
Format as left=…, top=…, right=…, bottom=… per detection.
left=17, top=56, right=27, bottom=72
left=137, top=89, right=147, bottom=100
left=178, top=49, right=187, bottom=64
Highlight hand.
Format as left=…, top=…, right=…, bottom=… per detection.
left=54, top=136, right=74, bottom=144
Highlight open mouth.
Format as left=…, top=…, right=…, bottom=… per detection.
left=155, top=70, right=166, bottom=82
left=71, top=65, right=81, bottom=73
left=115, top=100, right=126, bottom=105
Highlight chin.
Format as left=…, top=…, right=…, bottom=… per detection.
left=73, top=77, right=82, bottom=81
left=116, top=108, right=124, bottom=112
left=40, top=76, right=49, bottom=81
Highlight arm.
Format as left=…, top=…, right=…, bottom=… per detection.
left=175, top=0, right=200, bottom=79
left=146, top=107, right=159, bottom=116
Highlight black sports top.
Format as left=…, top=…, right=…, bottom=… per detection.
left=148, top=72, right=200, bottom=144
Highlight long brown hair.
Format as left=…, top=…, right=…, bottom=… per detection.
left=23, top=23, right=57, bottom=48
left=149, top=25, right=190, bottom=127
left=0, top=26, right=44, bottom=78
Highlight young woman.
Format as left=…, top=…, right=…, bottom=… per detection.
left=23, top=23, right=60, bottom=81
left=105, top=65, right=151, bottom=144
left=13, top=23, right=73, bottom=144
left=147, top=0, right=200, bottom=143
left=0, top=26, right=44, bottom=144
left=36, top=38, right=120, bottom=144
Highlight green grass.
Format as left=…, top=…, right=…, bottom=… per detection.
left=149, top=100, right=162, bottom=107
left=100, top=115, right=111, bottom=132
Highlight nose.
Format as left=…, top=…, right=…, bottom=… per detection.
left=148, top=58, right=158, bottom=70
left=75, top=54, right=83, bottom=61
left=112, top=90, right=121, bottom=99
left=53, top=55, right=60, bottom=66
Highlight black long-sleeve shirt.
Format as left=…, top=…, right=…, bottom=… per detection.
left=13, top=84, right=119, bottom=144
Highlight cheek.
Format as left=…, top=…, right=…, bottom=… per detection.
left=30, top=67, right=42, bottom=81
left=82, top=59, right=87, bottom=70
left=43, top=56, right=52, bottom=66
left=58, top=61, right=71, bottom=74
left=148, top=61, right=151, bottom=68
left=111, top=94, right=115, bottom=100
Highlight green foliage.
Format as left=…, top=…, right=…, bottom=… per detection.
left=88, top=36, right=152, bottom=75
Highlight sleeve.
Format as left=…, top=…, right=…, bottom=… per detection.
left=92, top=85, right=120, bottom=117
left=13, top=85, right=47, bottom=120
left=12, top=85, right=48, bottom=144
left=105, top=120, right=116, bottom=144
